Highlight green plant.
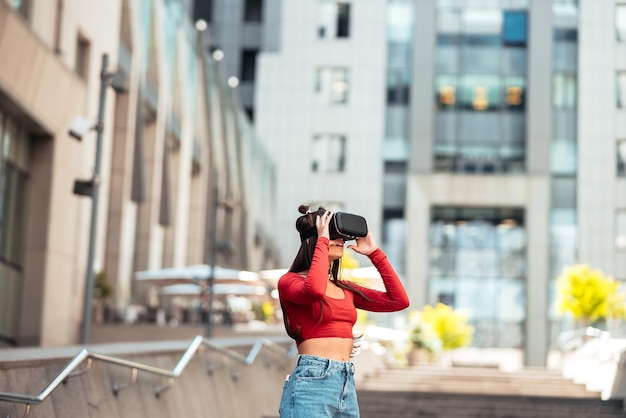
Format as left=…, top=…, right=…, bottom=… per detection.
left=93, top=270, right=113, bottom=301
left=556, top=264, right=626, bottom=326
left=406, top=310, right=442, bottom=354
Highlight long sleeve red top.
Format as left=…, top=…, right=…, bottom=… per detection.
left=278, top=237, right=410, bottom=345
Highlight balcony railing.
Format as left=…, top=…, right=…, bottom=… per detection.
left=0, top=335, right=296, bottom=416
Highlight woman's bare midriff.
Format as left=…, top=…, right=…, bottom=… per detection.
left=297, top=337, right=355, bottom=362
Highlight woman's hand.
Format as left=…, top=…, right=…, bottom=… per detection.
left=347, top=226, right=379, bottom=256
left=316, top=210, right=332, bottom=239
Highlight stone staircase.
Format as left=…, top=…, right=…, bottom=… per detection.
left=356, top=365, right=625, bottom=417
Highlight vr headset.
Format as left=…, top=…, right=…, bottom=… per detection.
left=300, top=212, right=368, bottom=241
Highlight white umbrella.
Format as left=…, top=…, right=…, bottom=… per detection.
left=258, top=268, right=288, bottom=286
left=134, top=264, right=261, bottom=286
left=159, top=283, right=268, bottom=297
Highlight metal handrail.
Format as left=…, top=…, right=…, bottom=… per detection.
left=0, top=335, right=296, bottom=415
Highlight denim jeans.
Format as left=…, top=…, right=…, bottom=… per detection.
left=279, top=354, right=359, bottom=418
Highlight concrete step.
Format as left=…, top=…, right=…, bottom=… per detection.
left=359, top=366, right=600, bottom=398
left=357, top=390, right=625, bottom=418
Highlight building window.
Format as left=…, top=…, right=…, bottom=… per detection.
left=553, top=73, right=577, bottom=109
left=245, top=107, right=254, bottom=122
left=75, top=33, right=91, bottom=80
left=240, top=49, right=258, bottom=82
left=318, top=1, right=350, bottom=38
left=618, top=139, right=626, bottom=177
left=244, top=0, right=263, bottom=22
left=553, top=29, right=578, bottom=72
left=387, top=69, right=410, bottom=105
left=311, top=134, right=346, bottom=173
left=336, top=3, right=350, bottom=37
left=617, top=72, right=626, bottom=109
left=0, top=114, right=30, bottom=268
left=504, top=77, right=526, bottom=111
left=315, top=67, right=349, bottom=104
left=503, top=10, right=528, bottom=46
left=459, top=75, right=502, bottom=111
left=551, top=139, right=577, bottom=175
left=194, top=0, right=212, bottom=24
left=435, top=76, right=457, bottom=110
left=616, top=5, right=626, bottom=42
left=616, top=210, right=626, bottom=249
left=428, top=207, right=526, bottom=348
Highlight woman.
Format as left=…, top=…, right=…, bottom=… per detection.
left=277, top=205, right=410, bottom=417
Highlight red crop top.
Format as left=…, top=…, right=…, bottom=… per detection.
left=278, top=237, right=410, bottom=345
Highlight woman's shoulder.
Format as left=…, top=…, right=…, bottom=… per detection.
left=278, top=271, right=307, bottom=286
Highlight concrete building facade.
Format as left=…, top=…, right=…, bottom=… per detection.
left=0, top=0, right=279, bottom=347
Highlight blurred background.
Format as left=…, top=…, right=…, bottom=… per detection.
left=0, top=0, right=624, bottom=370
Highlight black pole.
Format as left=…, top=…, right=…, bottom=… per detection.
left=80, top=54, right=109, bottom=345
left=206, top=185, right=219, bottom=338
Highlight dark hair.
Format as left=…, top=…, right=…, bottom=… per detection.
left=282, top=204, right=370, bottom=344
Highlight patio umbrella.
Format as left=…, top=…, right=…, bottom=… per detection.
left=159, top=283, right=268, bottom=297
left=134, top=264, right=262, bottom=286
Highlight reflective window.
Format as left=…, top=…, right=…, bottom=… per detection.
left=429, top=207, right=526, bottom=348
left=551, top=176, right=576, bottom=209
left=311, top=134, right=346, bottom=173
left=336, top=3, right=350, bottom=37
left=616, top=5, right=626, bottom=42
left=387, top=69, right=410, bottom=104
left=388, top=42, right=412, bottom=70
left=434, top=4, right=529, bottom=174
left=551, top=139, right=577, bottom=175
left=553, top=29, right=577, bottom=72
left=318, top=1, right=350, bottom=38
left=617, top=72, right=626, bottom=109
left=437, top=35, right=459, bottom=73
left=0, top=115, right=30, bottom=268
left=618, top=139, right=626, bottom=177
left=553, top=0, right=578, bottom=28
left=387, top=0, right=414, bottom=42
left=315, top=67, right=349, bottom=104
left=552, top=110, right=577, bottom=141
left=436, top=75, right=458, bottom=110
left=503, top=10, right=528, bottom=46
left=459, top=75, right=501, bottom=111
left=504, top=77, right=526, bottom=111
left=240, top=49, right=258, bottom=82
left=460, top=35, right=500, bottom=74
left=244, top=0, right=263, bottom=22
left=502, top=47, right=527, bottom=75
left=553, top=73, right=577, bottom=109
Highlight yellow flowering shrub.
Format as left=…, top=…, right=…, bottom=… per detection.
left=421, top=303, right=474, bottom=351
left=557, top=264, right=626, bottom=324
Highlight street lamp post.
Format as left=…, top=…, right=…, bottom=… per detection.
left=205, top=185, right=219, bottom=338
left=204, top=183, right=237, bottom=338
left=79, top=54, right=111, bottom=345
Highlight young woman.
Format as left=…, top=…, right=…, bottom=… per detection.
left=277, top=205, right=410, bottom=417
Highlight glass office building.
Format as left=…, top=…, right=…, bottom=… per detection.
left=254, top=0, right=624, bottom=367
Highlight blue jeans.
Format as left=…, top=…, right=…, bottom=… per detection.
left=279, top=354, right=359, bottom=418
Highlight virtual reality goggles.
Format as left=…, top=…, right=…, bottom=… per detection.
left=300, top=212, right=368, bottom=241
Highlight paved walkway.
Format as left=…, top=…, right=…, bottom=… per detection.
left=90, top=321, right=286, bottom=344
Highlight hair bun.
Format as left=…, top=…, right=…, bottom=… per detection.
left=298, top=204, right=310, bottom=215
